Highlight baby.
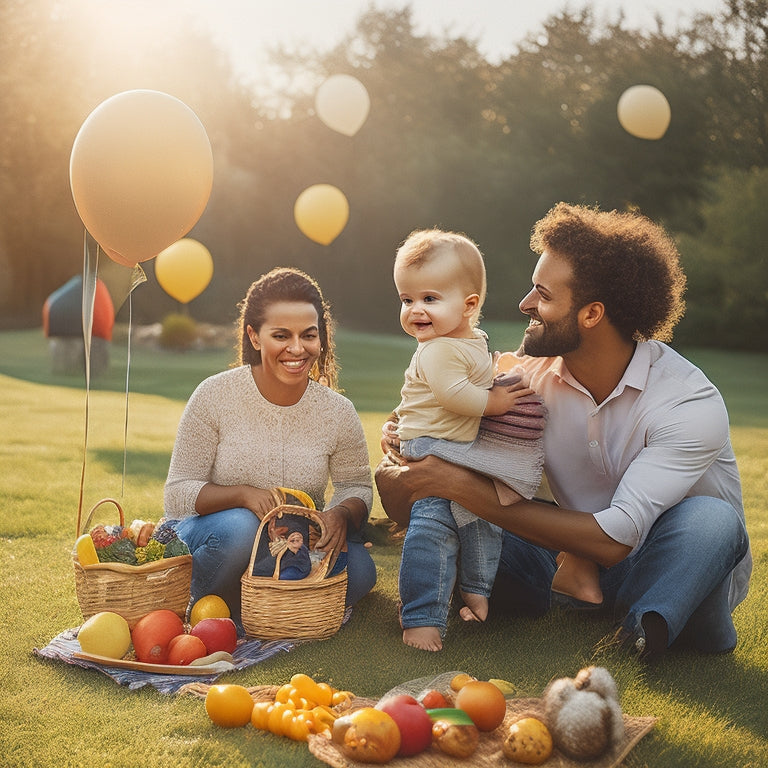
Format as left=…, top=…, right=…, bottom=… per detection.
left=392, top=229, right=546, bottom=650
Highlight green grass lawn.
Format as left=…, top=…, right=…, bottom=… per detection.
left=0, top=327, right=766, bottom=768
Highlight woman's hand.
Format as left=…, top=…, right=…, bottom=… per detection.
left=195, top=483, right=278, bottom=518
left=315, top=504, right=349, bottom=555
left=239, top=486, right=280, bottom=519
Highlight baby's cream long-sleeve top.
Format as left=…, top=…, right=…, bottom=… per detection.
left=164, top=365, right=373, bottom=517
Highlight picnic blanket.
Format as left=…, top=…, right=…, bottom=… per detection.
left=34, top=604, right=355, bottom=693
left=33, top=627, right=295, bottom=694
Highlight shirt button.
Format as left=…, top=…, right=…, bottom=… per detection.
left=589, top=440, right=599, bottom=447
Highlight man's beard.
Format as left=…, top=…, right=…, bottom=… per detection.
left=519, top=312, right=580, bottom=357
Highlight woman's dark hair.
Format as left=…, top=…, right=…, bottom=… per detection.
left=235, top=267, right=338, bottom=389
left=530, top=202, right=686, bottom=342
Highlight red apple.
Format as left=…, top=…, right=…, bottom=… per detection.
left=375, top=694, right=432, bottom=756
left=189, top=617, right=238, bottom=654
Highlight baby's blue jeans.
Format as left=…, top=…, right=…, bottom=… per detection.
left=398, top=496, right=501, bottom=636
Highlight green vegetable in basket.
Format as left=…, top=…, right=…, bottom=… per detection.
left=135, top=539, right=165, bottom=564
left=96, top=537, right=138, bottom=565
left=163, top=537, right=190, bottom=558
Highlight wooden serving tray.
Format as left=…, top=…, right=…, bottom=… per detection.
left=73, top=651, right=234, bottom=676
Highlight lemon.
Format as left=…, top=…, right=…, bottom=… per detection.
left=489, top=678, right=516, bottom=696
left=78, top=611, right=131, bottom=659
left=190, top=594, right=230, bottom=627
left=74, top=533, right=99, bottom=565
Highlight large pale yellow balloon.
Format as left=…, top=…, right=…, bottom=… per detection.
left=70, top=90, right=214, bottom=266
left=154, top=238, right=213, bottom=303
left=294, top=184, right=350, bottom=245
left=617, top=85, right=671, bottom=140
left=315, top=74, right=370, bottom=137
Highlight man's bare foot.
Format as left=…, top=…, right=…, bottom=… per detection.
left=403, top=626, right=443, bottom=651
left=459, top=591, right=489, bottom=622
left=551, top=554, right=603, bottom=605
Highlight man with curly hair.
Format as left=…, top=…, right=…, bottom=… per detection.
left=376, top=202, right=751, bottom=661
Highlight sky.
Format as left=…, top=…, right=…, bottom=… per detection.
left=187, top=0, right=725, bottom=83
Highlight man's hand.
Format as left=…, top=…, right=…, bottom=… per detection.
left=374, top=453, right=446, bottom=528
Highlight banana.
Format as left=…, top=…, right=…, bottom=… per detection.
left=189, top=650, right=235, bottom=666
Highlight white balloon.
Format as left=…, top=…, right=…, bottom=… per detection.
left=617, top=85, right=671, bottom=140
left=315, top=74, right=370, bottom=137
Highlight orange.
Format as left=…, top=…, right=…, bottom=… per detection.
left=190, top=594, right=230, bottom=627
left=205, top=684, right=254, bottom=728
left=455, top=680, right=507, bottom=732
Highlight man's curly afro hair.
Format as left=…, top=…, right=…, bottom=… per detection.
left=530, top=202, right=686, bottom=342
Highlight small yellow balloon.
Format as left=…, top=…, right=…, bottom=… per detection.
left=294, top=184, right=350, bottom=245
left=617, top=85, right=671, bottom=140
left=315, top=74, right=370, bottom=137
left=154, top=238, right=213, bottom=303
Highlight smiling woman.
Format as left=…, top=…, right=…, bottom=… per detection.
left=163, top=267, right=377, bottom=632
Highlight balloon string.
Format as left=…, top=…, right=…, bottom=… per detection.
left=120, top=265, right=146, bottom=497
left=121, top=291, right=134, bottom=496
left=76, top=231, right=99, bottom=537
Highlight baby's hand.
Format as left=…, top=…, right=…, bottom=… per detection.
left=380, top=419, right=400, bottom=454
left=484, top=377, right=535, bottom=416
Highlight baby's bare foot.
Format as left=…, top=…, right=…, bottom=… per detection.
left=459, top=591, right=489, bottom=622
left=403, top=626, right=443, bottom=651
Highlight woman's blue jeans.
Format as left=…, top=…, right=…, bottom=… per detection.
left=176, top=508, right=377, bottom=629
left=400, top=495, right=749, bottom=652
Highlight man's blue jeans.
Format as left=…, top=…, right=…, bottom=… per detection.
left=176, top=508, right=377, bottom=629
left=400, top=495, right=749, bottom=652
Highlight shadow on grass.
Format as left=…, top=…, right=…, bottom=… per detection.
left=91, top=448, right=170, bottom=482
left=640, top=651, right=768, bottom=744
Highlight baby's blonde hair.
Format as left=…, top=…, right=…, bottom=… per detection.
left=395, top=229, right=487, bottom=322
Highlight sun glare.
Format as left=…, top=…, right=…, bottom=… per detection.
left=58, top=0, right=193, bottom=73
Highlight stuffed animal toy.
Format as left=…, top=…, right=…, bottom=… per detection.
left=542, top=666, right=624, bottom=760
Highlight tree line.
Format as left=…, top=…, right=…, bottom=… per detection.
left=1, top=0, right=766, bottom=350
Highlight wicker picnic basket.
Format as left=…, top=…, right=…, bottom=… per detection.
left=241, top=504, right=347, bottom=640
left=72, top=498, right=192, bottom=628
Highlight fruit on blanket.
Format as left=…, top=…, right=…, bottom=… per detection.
left=428, top=708, right=480, bottom=757
left=489, top=678, right=516, bottom=696
left=375, top=694, right=433, bottom=756
left=167, top=633, right=207, bottom=665
left=189, top=650, right=235, bottom=666
left=131, top=609, right=184, bottom=663
left=291, top=672, right=334, bottom=707
left=205, top=684, right=254, bottom=727
left=450, top=672, right=476, bottom=691
left=418, top=689, right=451, bottom=708
left=74, top=533, right=99, bottom=565
left=332, top=707, right=401, bottom=763
left=455, top=680, right=507, bottom=731
left=78, top=611, right=131, bottom=659
left=190, top=617, right=238, bottom=654
left=190, top=594, right=230, bottom=626
left=502, top=717, right=553, bottom=764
